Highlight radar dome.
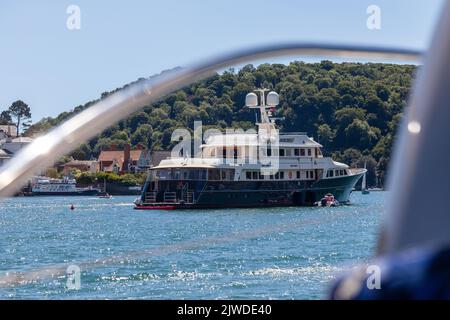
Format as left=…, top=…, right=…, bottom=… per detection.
left=245, top=92, right=258, bottom=107
left=266, top=91, right=279, bottom=106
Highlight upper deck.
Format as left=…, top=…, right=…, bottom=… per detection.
left=201, top=132, right=322, bottom=149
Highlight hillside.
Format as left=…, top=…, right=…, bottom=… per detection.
left=25, top=61, right=417, bottom=187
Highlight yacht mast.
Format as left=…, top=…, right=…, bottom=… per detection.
left=245, top=89, right=281, bottom=135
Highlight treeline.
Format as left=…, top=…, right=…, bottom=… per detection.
left=25, top=61, right=417, bottom=187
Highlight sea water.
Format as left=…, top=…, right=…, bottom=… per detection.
left=0, top=192, right=385, bottom=299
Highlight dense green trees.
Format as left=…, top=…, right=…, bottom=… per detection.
left=25, top=61, right=416, bottom=187
left=0, top=110, right=12, bottom=125
left=9, top=100, right=31, bottom=136
left=0, top=100, right=32, bottom=135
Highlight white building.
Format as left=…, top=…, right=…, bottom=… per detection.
left=1, top=136, right=33, bottom=154
left=0, top=125, right=18, bottom=138
left=0, top=149, right=12, bottom=166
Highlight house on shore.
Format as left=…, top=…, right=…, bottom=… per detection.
left=98, top=144, right=151, bottom=173
left=0, top=127, right=31, bottom=167
left=1, top=136, right=33, bottom=154
left=149, top=150, right=171, bottom=167
left=0, top=125, right=18, bottom=138
left=61, top=160, right=99, bottom=175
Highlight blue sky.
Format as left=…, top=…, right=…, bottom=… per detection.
left=0, top=0, right=445, bottom=122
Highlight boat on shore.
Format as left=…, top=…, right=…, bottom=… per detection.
left=29, top=176, right=100, bottom=196
left=134, top=89, right=366, bottom=210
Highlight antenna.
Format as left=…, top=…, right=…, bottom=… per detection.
left=245, top=89, right=279, bottom=125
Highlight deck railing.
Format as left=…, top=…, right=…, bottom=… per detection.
left=144, top=191, right=157, bottom=203
left=164, top=192, right=177, bottom=203
left=186, top=191, right=194, bottom=204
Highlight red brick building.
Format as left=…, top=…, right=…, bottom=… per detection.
left=98, top=144, right=144, bottom=173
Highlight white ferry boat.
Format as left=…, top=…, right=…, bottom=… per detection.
left=31, top=176, right=100, bottom=196
left=135, top=89, right=366, bottom=209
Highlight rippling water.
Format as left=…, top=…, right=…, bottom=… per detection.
left=0, top=192, right=386, bottom=299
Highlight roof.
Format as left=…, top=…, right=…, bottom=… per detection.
left=10, top=137, right=33, bottom=143
left=98, top=150, right=142, bottom=162
left=332, top=161, right=349, bottom=169
left=153, top=157, right=227, bottom=169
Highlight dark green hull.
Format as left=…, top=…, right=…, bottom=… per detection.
left=136, top=173, right=364, bottom=209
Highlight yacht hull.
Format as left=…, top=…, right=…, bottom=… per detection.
left=134, top=172, right=364, bottom=210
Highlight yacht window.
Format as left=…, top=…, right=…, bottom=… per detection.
left=275, top=172, right=280, bottom=179
left=252, top=171, right=258, bottom=180
left=296, top=171, right=300, bottom=179
left=208, top=169, right=220, bottom=180
left=285, top=149, right=292, bottom=157
left=280, top=171, right=285, bottom=179
left=328, top=170, right=334, bottom=178
left=310, top=170, right=315, bottom=179
left=246, top=171, right=252, bottom=180
left=189, top=170, right=199, bottom=180
left=279, top=149, right=285, bottom=157
left=308, top=149, right=312, bottom=156
left=159, top=170, right=169, bottom=179
left=267, top=148, right=272, bottom=157
left=222, top=148, right=227, bottom=159
left=300, top=149, right=305, bottom=156
left=221, top=170, right=226, bottom=180
left=340, top=170, right=344, bottom=176
left=233, top=147, right=238, bottom=159
left=200, top=170, right=207, bottom=180
left=183, top=170, right=188, bottom=180
left=294, top=149, right=300, bottom=156
left=270, top=174, right=274, bottom=180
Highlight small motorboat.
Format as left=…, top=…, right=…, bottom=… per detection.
left=314, top=193, right=339, bottom=207
left=98, top=179, right=112, bottom=198
left=98, top=192, right=112, bottom=199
